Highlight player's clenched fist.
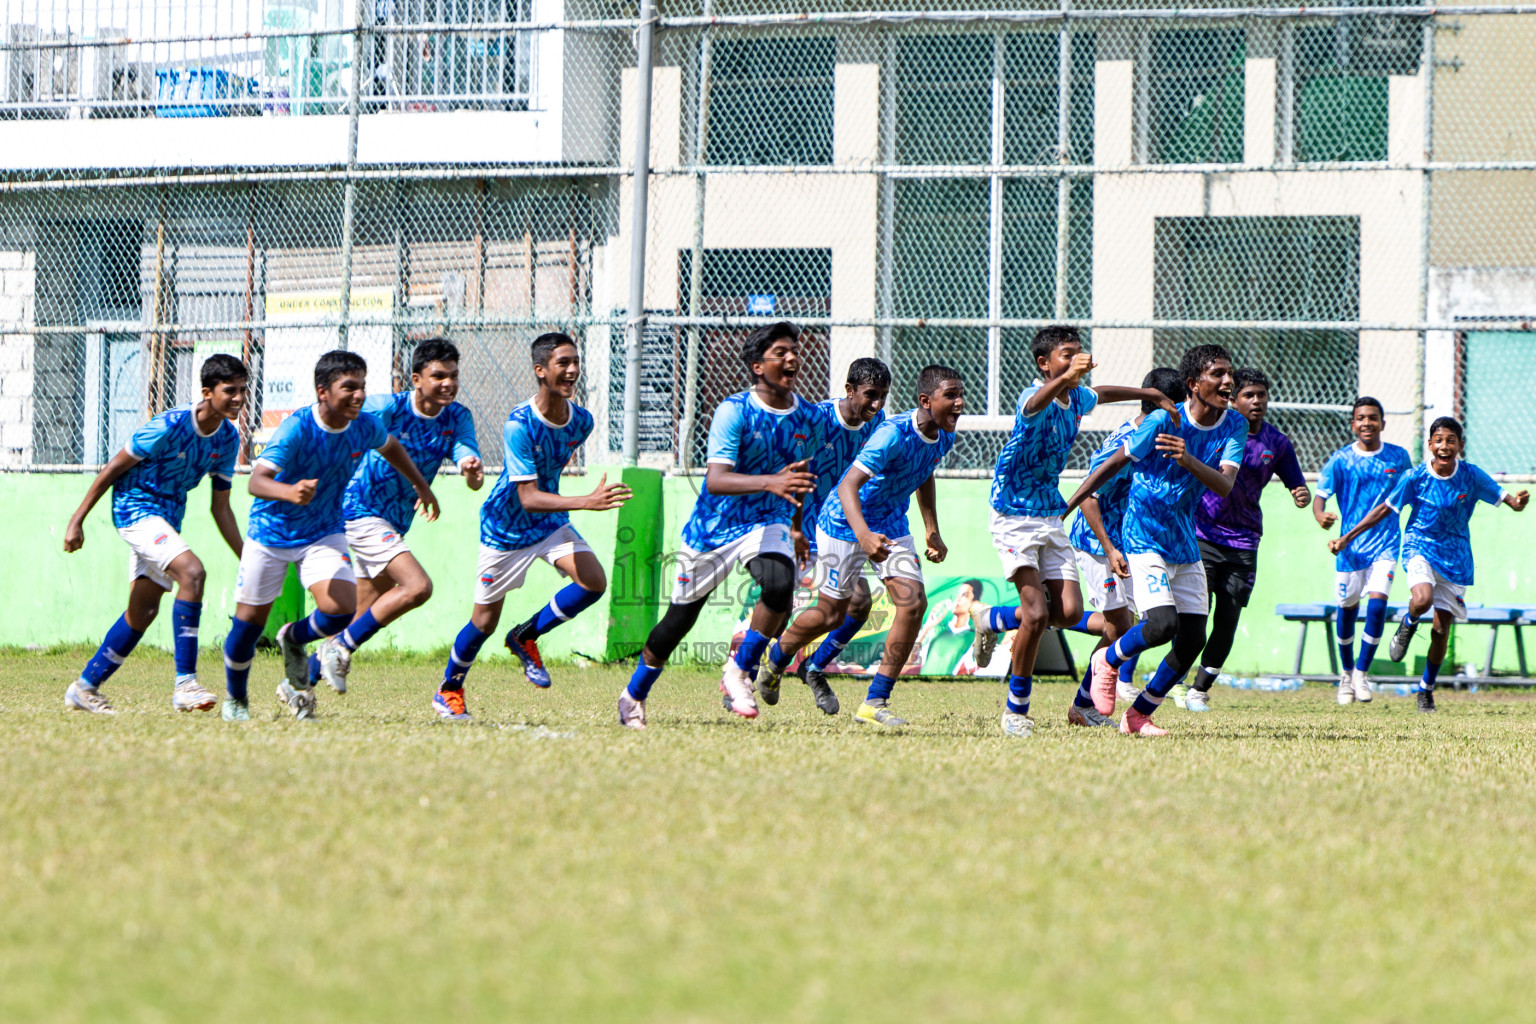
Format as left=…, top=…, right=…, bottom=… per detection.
left=289, top=478, right=317, bottom=505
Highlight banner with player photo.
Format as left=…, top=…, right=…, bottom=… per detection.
left=728, top=576, right=1079, bottom=679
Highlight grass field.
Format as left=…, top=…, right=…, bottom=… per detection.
left=4, top=647, right=1536, bottom=1023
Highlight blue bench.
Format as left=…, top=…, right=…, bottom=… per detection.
left=1275, top=603, right=1531, bottom=678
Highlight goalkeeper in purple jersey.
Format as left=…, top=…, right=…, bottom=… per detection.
left=1180, top=368, right=1310, bottom=710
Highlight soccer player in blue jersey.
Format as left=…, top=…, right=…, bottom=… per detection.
left=305, top=338, right=484, bottom=692
left=1180, top=368, right=1311, bottom=711
left=1313, top=397, right=1414, bottom=705
left=221, top=350, right=441, bottom=721
left=1065, top=343, right=1246, bottom=736
left=61, top=355, right=250, bottom=715
left=757, top=364, right=962, bottom=728
left=434, top=332, right=628, bottom=720
left=1060, top=367, right=1188, bottom=726
left=617, top=321, right=821, bottom=729
left=1330, top=416, right=1527, bottom=713
left=753, top=356, right=889, bottom=714
left=987, top=325, right=1181, bottom=739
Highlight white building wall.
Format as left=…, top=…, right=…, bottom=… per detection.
left=0, top=251, right=37, bottom=467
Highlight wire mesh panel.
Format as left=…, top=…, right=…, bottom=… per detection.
left=0, top=2, right=1533, bottom=480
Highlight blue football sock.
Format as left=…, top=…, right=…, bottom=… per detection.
left=807, top=613, right=865, bottom=670
left=1106, top=624, right=1149, bottom=668
left=1145, top=658, right=1187, bottom=700
left=1118, top=653, right=1142, bottom=683
left=222, top=617, right=264, bottom=703
left=80, top=614, right=145, bottom=687
left=1072, top=676, right=1096, bottom=709
left=340, top=609, right=383, bottom=652
left=1421, top=658, right=1442, bottom=692
left=1336, top=603, right=1359, bottom=672
left=1006, top=673, right=1033, bottom=716
left=988, top=605, right=1022, bottom=632
left=527, top=583, right=603, bottom=639
left=1356, top=597, right=1388, bottom=672
left=171, top=600, right=201, bottom=677
left=628, top=661, right=663, bottom=701
left=866, top=672, right=896, bottom=703
left=734, top=628, right=772, bottom=674
left=287, top=609, right=351, bottom=646
left=442, top=622, right=491, bottom=691
left=308, top=653, right=321, bottom=685
left=1131, top=688, right=1165, bottom=717
left=1066, top=611, right=1095, bottom=635
left=768, top=640, right=792, bottom=672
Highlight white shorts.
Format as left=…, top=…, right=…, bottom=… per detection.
left=1404, top=556, right=1468, bottom=622
left=346, top=516, right=412, bottom=580
left=234, top=534, right=355, bottom=606
left=1126, top=551, right=1208, bottom=614
left=670, top=523, right=795, bottom=604
left=990, top=510, right=1077, bottom=581
left=1335, top=558, right=1396, bottom=607
left=814, top=528, right=924, bottom=599
left=1075, top=549, right=1135, bottom=613
left=474, top=524, right=591, bottom=605
left=117, top=516, right=191, bottom=591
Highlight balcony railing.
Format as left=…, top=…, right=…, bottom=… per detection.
left=0, top=0, right=536, bottom=120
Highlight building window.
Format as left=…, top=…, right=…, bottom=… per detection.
left=895, top=36, right=992, bottom=165
left=1461, top=331, right=1536, bottom=474
left=1293, top=25, right=1388, bottom=162
left=707, top=38, right=835, bottom=166
left=1147, top=29, right=1245, bottom=164
left=1154, top=215, right=1361, bottom=465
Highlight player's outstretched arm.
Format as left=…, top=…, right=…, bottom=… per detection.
left=1329, top=501, right=1395, bottom=554
left=378, top=437, right=441, bottom=523
left=1065, top=450, right=1130, bottom=515
left=1092, top=385, right=1181, bottom=426
left=704, top=460, right=816, bottom=504
left=837, top=465, right=891, bottom=562
left=1023, top=352, right=1093, bottom=415
left=916, top=475, right=945, bottom=563
left=517, top=472, right=632, bottom=513
left=210, top=485, right=243, bottom=559
left=1504, top=489, right=1530, bottom=512
left=63, top=448, right=142, bottom=552
left=1312, top=493, right=1337, bottom=530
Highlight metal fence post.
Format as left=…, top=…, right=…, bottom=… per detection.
left=337, top=0, right=366, bottom=351
left=678, top=0, right=715, bottom=471
left=1414, top=16, right=1437, bottom=460
left=1054, top=0, right=1072, bottom=321
left=623, top=0, right=659, bottom=468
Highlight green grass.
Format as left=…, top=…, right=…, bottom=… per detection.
left=4, top=648, right=1536, bottom=1023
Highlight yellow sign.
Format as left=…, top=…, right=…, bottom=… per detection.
left=266, top=286, right=394, bottom=317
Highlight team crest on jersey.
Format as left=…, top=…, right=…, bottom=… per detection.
left=382, top=532, right=397, bottom=543
left=1260, top=449, right=1275, bottom=464
left=479, top=574, right=496, bottom=585
left=154, top=533, right=168, bottom=545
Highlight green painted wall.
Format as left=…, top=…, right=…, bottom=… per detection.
left=10, top=470, right=1536, bottom=676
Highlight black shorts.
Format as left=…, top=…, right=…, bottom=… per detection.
left=1199, top=539, right=1258, bottom=607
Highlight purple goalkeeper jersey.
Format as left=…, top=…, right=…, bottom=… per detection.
left=1195, top=420, right=1306, bottom=550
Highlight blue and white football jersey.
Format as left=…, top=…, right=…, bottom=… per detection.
left=1316, top=441, right=1414, bottom=572
left=342, top=392, right=480, bottom=534
left=111, top=403, right=240, bottom=531
left=1119, top=402, right=1247, bottom=564
left=682, top=392, right=823, bottom=551
left=249, top=406, right=389, bottom=548
left=1387, top=460, right=1504, bottom=586
left=1067, top=418, right=1139, bottom=557
left=802, top=399, right=885, bottom=551
left=819, top=412, right=955, bottom=543
left=479, top=399, right=594, bottom=552
left=990, top=382, right=1099, bottom=518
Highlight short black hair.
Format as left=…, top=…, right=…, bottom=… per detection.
left=741, top=321, right=803, bottom=377
left=1428, top=415, right=1464, bottom=442
left=201, top=354, right=249, bottom=390
left=916, top=364, right=962, bottom=401
left=315, top=349, right=367, bottom=390
left=1234, top=367, right=1270, bottom=393
left=1179, top=343, right=1233, bottom=387
left=961, top=579, right=985, bottom=601
left=1141, top=366, right=1187, bottom=413
left=846, top=357, right=892, bottom=390
left=1031, top=325, right=1083, bottom=366
left=1352, top=396, right=1385, bottom=419
left=411, top=337, right=460, bottom=375
left=532, top=332, right=577, bottom=367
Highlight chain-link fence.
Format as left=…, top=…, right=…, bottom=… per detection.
left=0, top=1, right=1533, bottom=477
